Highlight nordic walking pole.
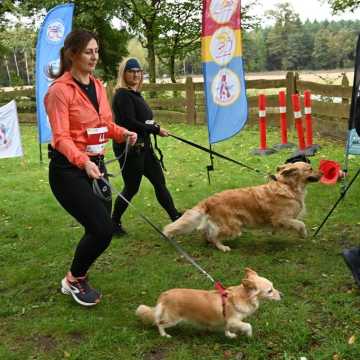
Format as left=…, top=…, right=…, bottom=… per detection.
left=313, top=167, right=360, bottom=237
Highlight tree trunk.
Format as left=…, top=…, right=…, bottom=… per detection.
left=24, top=50, right=30, bottom=85
left=4, top=56, right=11, bottom=85
left=13, top=50, right=20, bottom=77
left=170, top=53, right=176, bottom=83
left=146, top=30, right=156, bottom=84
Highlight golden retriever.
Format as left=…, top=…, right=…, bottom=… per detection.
left=163, top=161, right=321, bottom=252
left=136, top=268, right=281, bottom=338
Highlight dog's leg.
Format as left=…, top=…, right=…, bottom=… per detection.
left=225, top=318, right=253, bottom=338
left=154, top=303, right=179, bottom=338
left=205, top=220, right=231, bottom=252
left=273, top=218, right=307, bottom=237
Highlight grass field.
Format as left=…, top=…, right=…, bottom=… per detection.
left=1, top=122, right=360, bottom=359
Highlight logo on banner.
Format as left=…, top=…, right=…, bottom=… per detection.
left=209, top=0, right=239, bottom=24
left=0, top=123, right=11, bottom=150
left=212, top=68, right=240, bottom=106
left=210, top=27, right=235, bottom=65
left=46, top=20, right=65, bottom=43
left=44, top=58, right=60, bottom=81
left=348, top=128, right=360, bottom=155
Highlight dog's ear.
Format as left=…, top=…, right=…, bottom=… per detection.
left=280, top=168, right=298, bottom=177
left=242, top=278, right=257, bottom=291
left=244, top=267, right=258, bottom=277
left=276, top=164, right=286, bottom=172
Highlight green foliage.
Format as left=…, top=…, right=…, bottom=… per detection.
left=327, top=0, right=360, bottom=12
left=1, top=123, right=360, bottom=359
left=13, top=0, right=130, bottom=80
left=244, top=2, right=360, bottom=71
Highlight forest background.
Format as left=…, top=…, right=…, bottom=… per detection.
left=0, top=0, right=360, bottom=87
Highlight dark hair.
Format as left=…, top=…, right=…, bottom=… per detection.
left=49, top=29, right=98, bottom=79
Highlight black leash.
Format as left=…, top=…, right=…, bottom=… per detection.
left=313, top=167, right=360, bottom=238
left=169, top=133, right=274, bottom=179
left=100, top=176, right=217, bottom=284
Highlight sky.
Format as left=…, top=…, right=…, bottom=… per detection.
left=245, top=0, right=360, bottom=25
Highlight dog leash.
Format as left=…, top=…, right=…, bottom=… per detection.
left=99, top=176, right=229, bottom=293
left=169, top=133, right=275, bottom=180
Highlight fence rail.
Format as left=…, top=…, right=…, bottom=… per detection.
left=1, top=71, right=352, bottom=139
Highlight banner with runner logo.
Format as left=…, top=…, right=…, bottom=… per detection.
left=202, top=0, right=247, bottom=144
left=35, top=3, right=74, bottom=143
left=0, top=101, right=23, bottom=159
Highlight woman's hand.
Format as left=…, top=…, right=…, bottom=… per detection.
left=159, top=128, right=170, bottom=137
left=125, top=131, right=137, bottom=145
left=84, top=160, right=102, bottom=179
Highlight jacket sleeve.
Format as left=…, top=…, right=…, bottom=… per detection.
left=45, top=84, right=90, bottom=169
left=99, top=84, right=128, bottom=144
left=113, top=90, right=160, bottom=135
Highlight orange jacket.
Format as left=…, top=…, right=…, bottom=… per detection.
left=45, top=71, right=127, bottom=169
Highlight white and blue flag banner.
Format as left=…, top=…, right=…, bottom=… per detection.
left=202, top=0, right=248, bottom=144
left=35, top=3, right=74, bottom=143
left=0, top=100, right=23, bottom=159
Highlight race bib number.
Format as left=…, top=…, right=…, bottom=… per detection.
left=86, top=126, right=109, bottom=154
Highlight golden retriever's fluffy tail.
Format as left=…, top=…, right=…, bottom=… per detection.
left=163, top=207, right=205, bottom=238
left=136, top=305, right=156, bottom=324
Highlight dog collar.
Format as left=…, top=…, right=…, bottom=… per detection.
left=215, top=281, right=228, bottom=318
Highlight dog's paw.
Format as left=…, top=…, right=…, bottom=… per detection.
left=217, top=244, right=231, bottom=252
left=299, top=227, right=308, bottom=238
left=243, top=323, right=252, bottom=337
left=225, top=330, right=237, bottom=338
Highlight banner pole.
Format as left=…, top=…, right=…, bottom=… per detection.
left=206, top=144, right=214, bottom=185
left=39, top=143, right=43, bottom=163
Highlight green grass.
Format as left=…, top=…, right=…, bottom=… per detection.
left=1, top=122, right=360, bottom=359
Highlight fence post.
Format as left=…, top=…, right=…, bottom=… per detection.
left=341, top=72, right=349, bottom=104
left=185, top=76, right=196, bottom=124
left=286, top=72, right=294, bottom=124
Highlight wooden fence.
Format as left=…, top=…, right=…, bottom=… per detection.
left=4, top=71, right=352, bottom=139
left=107, top=71, right=352, bottom=139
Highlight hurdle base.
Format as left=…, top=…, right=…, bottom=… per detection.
left=304, top=144, right=321, bottom=156
left=273, top=142, right=296, bottom=150
left=291, top=144, right=320, bottom=158
left=251, top=148, right=277, bottom=156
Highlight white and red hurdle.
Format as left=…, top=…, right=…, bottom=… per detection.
left=252, top=90, right=319, bottom=157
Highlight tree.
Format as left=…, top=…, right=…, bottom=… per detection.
left=119, top=0, right=165, bottom=84
left=156, top=0, right=201, bottom=83
left=265, top=2, right=305, bottom=70
left=312, top=28, right=333, bottom=69
left=9, top=0, right=130, bottom=80
left=326, top=0, right=360, bottom=12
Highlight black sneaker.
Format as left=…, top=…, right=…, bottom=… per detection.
left=170, top=211, right=183, bottom=222
left=113, top=222, right=127, bottom=237
left=342, top=247, right=360, bottom=288
left=61, top=277, right=101, bottom=306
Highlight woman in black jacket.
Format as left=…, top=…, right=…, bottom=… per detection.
left=112, top=58, right=181, bottom=236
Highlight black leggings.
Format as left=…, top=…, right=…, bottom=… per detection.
left=49, top=155, right=113, bottom=277
left=112, top=149, right=179, bottom=223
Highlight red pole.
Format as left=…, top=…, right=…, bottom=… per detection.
left=291, top=94, right=305, bottom=150
left=258, top=94, right=267, bottom=150
left=278, top=91, right=288, bottom=144
left=304, top=90, right=313, bottom=147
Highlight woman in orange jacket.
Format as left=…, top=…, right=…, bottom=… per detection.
left=45, top=29, right=137, bottom=307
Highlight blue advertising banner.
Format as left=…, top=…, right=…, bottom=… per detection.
left=346, top=34, right=360, bottom=155
left=35, top=3, right=74, bottom=143
left=202, top=0, right=247, bottom=144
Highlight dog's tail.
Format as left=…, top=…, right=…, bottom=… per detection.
left=163, top=207, right=206, bottom=238
left=136, top=305, right=156, bottom=324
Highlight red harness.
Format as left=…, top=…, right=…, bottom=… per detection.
left=215, top=281, right=228, bottom=318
